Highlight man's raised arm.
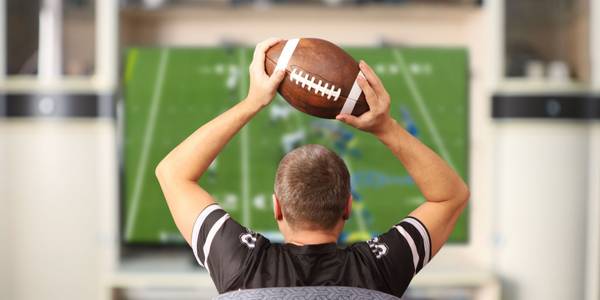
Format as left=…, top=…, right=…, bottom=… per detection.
left=155, top=38, right=286, bottom=246
left=336, top=61, right=469, bottom=257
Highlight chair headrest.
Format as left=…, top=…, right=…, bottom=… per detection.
left=215, top=286, right=401, bottom=300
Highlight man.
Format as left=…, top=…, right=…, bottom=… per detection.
left=155, top=38, right=469, bottom=297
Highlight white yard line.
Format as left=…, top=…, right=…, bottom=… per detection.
left=239, top=49, right=251, bottom=227
left=125, top=49, right=170, bottom=239
left=353, top=203, right=368, bottom=233
left=346, top=159, right=368, bottom=234
left=392, top=49, right=457, bottom=170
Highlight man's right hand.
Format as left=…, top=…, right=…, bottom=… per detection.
left=246, top=38, right=286, bottom=109
left=335, top=60, right=395, bottom=136
left=338, top=60, right=469, bottom=259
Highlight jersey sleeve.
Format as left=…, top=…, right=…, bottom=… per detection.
left=191, top=204, right=262, bottom=292
left=364, top=216, right=432, bottom=295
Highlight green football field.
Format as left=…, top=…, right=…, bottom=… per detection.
left=122, top=46, right=469, bottom=245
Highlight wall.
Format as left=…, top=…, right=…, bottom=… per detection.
left=0, top=119, right=115, bottom=300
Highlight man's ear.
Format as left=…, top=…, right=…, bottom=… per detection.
left=343, top=195, right=352, bottom=220
left=273, top=194, right=283, bottom=221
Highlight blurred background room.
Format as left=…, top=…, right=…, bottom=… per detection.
left=0, top=0, right=599, bottom=299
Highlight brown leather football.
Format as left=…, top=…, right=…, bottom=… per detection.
left=265, top=38, right=369, bottom=119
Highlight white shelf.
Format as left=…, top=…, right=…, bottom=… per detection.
left=111, top=271, right=212, bottom=289
left=413, top=269, right=497, bottom=287
left=108, top=264, right=498, bottom=290
left=108, top=270, right=499, bottom=300
left=0, top=76, right=110, bottom=93
left=107, top=269, right=500, bottom=300
left=496, top=79, right=591, bottom=95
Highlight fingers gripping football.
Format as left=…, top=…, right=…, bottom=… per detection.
left=357, top=76, right=377, bottom=107
left=247, top=38, right=286, bottom=107
left=336, top=61, right=392, bottom=134
left=250, top=38, right=283, bottom=78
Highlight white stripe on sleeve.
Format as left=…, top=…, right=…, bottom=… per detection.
left=396, top=225, right=419, bottom=273
left=191, top=204, right=221, bottom=267
left=402, top=218, right=431, bottom=265
left=203, top=214, right=231, bottom=275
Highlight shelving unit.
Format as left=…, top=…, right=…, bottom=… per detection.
left=490, top=1, right=599, bottom=300
left=0, top=1, right=118, bottom=300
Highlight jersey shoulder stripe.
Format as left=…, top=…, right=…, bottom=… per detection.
left=396, top=217, right=431, bottom=273
left=191, top=204, right=226, bottom=268
left=203, top=213, right=230, bottom=275
left=402, top=217, right=431, bottom=265
left=394, top=225, right=419, bottom=273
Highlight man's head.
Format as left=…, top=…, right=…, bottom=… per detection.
left=273, top=144, right=352, bottom=238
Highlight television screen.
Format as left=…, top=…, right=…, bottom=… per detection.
left=122, top=46, right=469, bottom=245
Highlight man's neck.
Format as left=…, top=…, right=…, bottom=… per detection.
left=285, top=229, right=338, bottom=246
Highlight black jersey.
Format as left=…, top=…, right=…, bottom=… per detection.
left=191, top=204, right=432, bottom=298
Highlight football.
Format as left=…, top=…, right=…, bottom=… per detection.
left=265, top=38, right=369, bottom=119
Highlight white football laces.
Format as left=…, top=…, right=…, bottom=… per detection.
left=289, top=68, right=342, bottom=101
